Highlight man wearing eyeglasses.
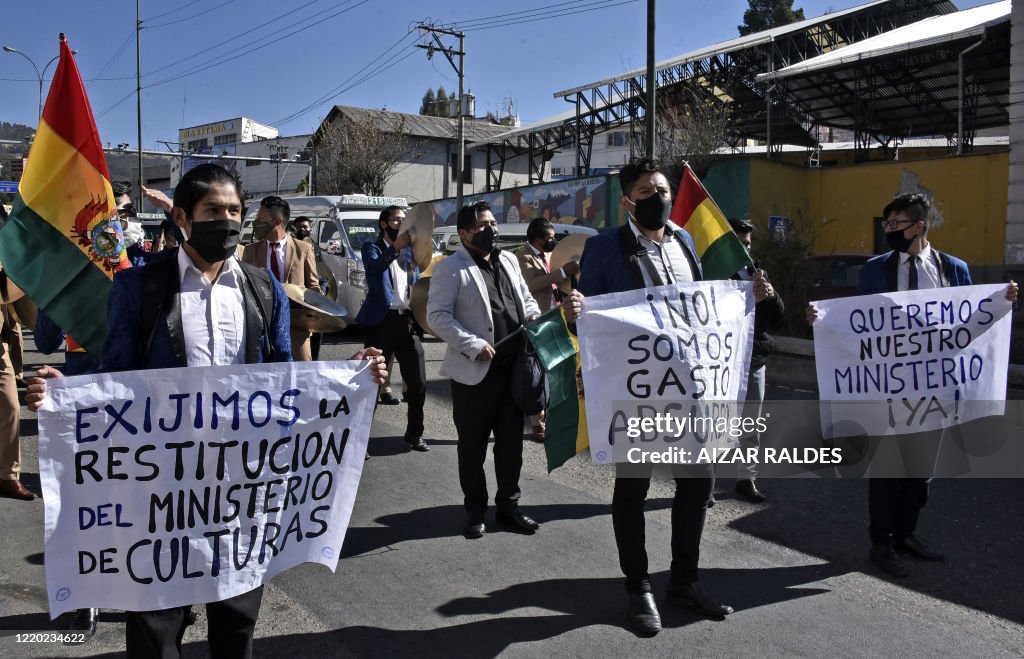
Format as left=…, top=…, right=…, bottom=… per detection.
left=845, top=193, right=1016, bottom=577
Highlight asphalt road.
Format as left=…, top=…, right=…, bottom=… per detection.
left=1, top=332, right=1022, bottom=658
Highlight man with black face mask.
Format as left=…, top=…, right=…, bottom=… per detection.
left=355, top=205, right=429, bottom=452
left=515, top=217, right=577, bottom=441
left=427, top=201, right=543, bottom=539
left=847, top=192, right=1016, bottom=578
left=571, top=158, right=772, bottom=637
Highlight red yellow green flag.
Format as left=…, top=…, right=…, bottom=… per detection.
left=670, top=164, right=751, bottom=280
left=0, top=34, right=127, bottom=357
left=524, top=307, right=589, bottom=472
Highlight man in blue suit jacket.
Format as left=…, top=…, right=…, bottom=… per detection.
left=853, top=192, right=1016, bottom=578
left=355, top=205, right=428, bottom=452
left=576, top=158, right=773, bottom=637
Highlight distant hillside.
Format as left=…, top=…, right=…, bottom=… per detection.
left=0, top=122, right=35, bottom=142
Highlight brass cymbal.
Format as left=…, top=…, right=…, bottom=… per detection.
left=549, top=234, right=590, bottom=293
left=400, top=203, right=436, bottom=272
left=408, top=277, right=434, bottom=337
left=282, top=283, right=348, bottom=332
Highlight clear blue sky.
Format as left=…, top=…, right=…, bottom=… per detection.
left=0, top=0, right=993, bottom=149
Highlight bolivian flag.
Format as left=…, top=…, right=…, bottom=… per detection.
left=524, top=307, right=589, bottom=472
left=0, top=34, right=126, bottom=357
left=670, top=164, right=751, bottom=280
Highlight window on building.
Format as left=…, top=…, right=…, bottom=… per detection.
left=214, top=133, right=237, bottom=146
left=187, top=138, right=209, bottom=152
left=560, top=135, right=575, bottom=148
left=246, top=159, right=261, bottom=167
left=606, top=132, right=627, bottom=147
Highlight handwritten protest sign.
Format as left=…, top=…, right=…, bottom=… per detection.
left=813, top=284, right=1012, bottom=437
left=577, top=281, right=755, bottom=464
left=38, top=360, right=376, bottom=618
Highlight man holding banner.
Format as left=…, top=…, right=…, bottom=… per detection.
left=574, top=158, right=769, bottom=637
left=810, top=192, right=1017, bottom=578
left=28, top=163, right=386, bottom=658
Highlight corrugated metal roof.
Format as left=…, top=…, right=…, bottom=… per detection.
left=328, top=105, right=510, bottom=144
left=757, top=0, right=1010, bottom=82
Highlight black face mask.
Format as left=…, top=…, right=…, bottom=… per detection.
left=385, top=226, right=399, bottom=242
left=470, top=225, right=497, bottom=253
left=630, top=193, right=672, bottom=231
left=296, top=228, right=311, bottom=240
left=186, top=219, right=242, bottom=263
left=542, top=238, right=557, bottom=253
left=885, top=228, right=916, bottom=253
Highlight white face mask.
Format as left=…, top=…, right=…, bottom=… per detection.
left=124, top=220, right=145, bottom=244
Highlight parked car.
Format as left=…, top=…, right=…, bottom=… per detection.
left=240, top=194, right=409, bottom=325
left=808, top=254, right=873, bottom=300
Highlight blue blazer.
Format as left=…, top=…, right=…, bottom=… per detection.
left=100, top=249, right=291, bottom=372
left=579, top=224, right=703, bottom=297
left=355, top=237, right=419, bottom=327
left=858, top=249, right=971, bottom=295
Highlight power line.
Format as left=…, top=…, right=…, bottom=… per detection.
left=461, top=0, right=639, bottom=31
left=88, top=30, right=136, bottom=87
left=145, top=0, right=238, bottom=29
left=142, top=0, right=203, bottom=23
left=452, top=0, right=592, bottom=27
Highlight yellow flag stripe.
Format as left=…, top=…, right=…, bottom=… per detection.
left=19, top=118, right=114, bottom=242
left=686, top=198, right=731, bottom=255
left=565, top=317, right=590, bottom=453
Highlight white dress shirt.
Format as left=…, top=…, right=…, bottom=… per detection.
left=898, top=245, right=942, bottom=291
left=629, top=220, right=696, bottom=286
left=178, top=247, right=246, bottom=367
left=265, top=235, right=289, bottom=280
left=386, top=239, right=410, bottom=311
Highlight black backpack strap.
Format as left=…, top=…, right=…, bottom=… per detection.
left=238, top=261, right=277, bottom=362
left=137, top=252, right=183, bottom=368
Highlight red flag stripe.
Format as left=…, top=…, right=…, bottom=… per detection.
left=670, top=166, right=709, bottom=227
left=40, top=37, right=110, bottom=180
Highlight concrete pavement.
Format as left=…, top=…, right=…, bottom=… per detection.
left=1, top=334, right=1021, bottom=658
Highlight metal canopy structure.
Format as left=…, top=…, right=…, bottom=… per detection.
left=481, top=0, right=960, bottom=190
left=756, top=1, right=1011, bottom=159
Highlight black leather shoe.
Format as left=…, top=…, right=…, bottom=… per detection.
left=869, top=545, right=911, bottom=577
left=464, top=519, right=485, bottom=539
left=404, top=436, right=429, bottom=452
left=379, top=391, right=400, bottom=405
left=68, top=608, right=98, bottom=639
left=666, top=583, right=734, bottom=619
left=496, top=509, right=540, bottom=534
left=735, top=479, right=766, bottom=503
left=894, top=535, right=944, bottom=561
left=626, top=592, right=662, bottom=637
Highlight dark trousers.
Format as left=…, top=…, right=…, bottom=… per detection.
left=125, top=586, right=263, bottom=659
left=868, top=478, right=930, bottom=545
left=364, top=311, right=426, bottom=438
left=451, top=362, right=524, bottom=520
left=612, top=464, right=714, bottom=593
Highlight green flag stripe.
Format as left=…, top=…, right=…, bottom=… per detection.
left=700, top=233, right=752, bottom=280
left=0, top=196, right=112, bottom=356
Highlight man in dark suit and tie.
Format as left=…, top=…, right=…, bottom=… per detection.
left=852, top=192, right=1016, bottom=577
left=355, top=205, right=428, bottom=452
left=241, top=196, right=319, bottom=361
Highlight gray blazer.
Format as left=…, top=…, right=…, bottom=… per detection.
left=427, top=245, right=540, bottom=385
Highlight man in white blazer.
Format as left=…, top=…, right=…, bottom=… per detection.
left=427, top=201, right=542, bottom=539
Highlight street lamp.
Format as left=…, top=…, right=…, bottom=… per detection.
left=3, top=45, right=77, bottom=119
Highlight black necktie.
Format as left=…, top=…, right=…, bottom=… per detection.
left=908, top=255, right=919, bottom=291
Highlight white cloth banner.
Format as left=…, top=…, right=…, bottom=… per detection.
left=577, top=281, right=755, bottom=464
left=38, top=360, right=376, bottom=618
left=813, top=284, right=1012, bottom=437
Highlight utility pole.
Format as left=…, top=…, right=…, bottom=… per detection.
left=416, top=23, right=466, bottom=209
left=136, top=0, right=145, bottom=209
left=645, top=0, right=656, bottom=158
left=269, top=143, right=289, bottom=196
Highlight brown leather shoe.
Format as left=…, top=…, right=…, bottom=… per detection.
left=0, top=478, right=35, bottom=501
